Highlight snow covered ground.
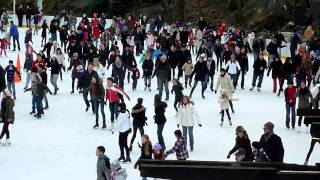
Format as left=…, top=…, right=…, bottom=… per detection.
left=0, top=27, right=319, bottom=180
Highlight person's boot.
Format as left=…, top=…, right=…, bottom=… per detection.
left=201, top=89, right=205, bottom=99
left=85, top=105, right=90, bottom=112
left=185, top=83, right=187, bottom=88
left=148, top=86, right=151, bottom=91
left=102, top=123, right=106, bottom=129
left=70, top=90, right=74, bottom=94
left=118, top=155, right=125, bottom=161
left=144, top=86, right=147, bottom=91
left=129, top=144, right=133, bottom=152
left=29, top=108, right=35, bottom=114
left=54, top=89, right=57, bottom=95
left=34, top=113, right=41, bottom=118
left=43, top=104, right=49, bottom=110
left=220, top=120, right=223, bottom=127
left=229, top=119, right=232, bottom=126
left=93, top=123, right=99, bottom=129
left=250, top=86, right=255, bottom=91
left=123, top=156, right=131, bottom=163
left=4, top=139, right=11, bottom=146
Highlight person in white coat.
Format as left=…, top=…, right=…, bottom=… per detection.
left=55, top=48, right=65, bottom=81
left=218, top=89, right=233, bottom=127
left=111, top=160, right=128, bottom=180
left=225, top=54, right=241, bottom=89
left=115, top=103, right=132, bottom=163
left=176, top=96, right=201, bottom=151
left=93, top=58, right=106, bottom=80
left=215, top=68, right=235, bottom=113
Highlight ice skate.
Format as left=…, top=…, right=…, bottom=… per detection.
left=93, top=123, right=99, bottom=129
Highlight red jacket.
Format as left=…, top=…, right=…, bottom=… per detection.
left=32, top=59, right=45, bottom=69
left=105, top=84, right=130, bottom=103
left=285, top=87, right=296, bottom=105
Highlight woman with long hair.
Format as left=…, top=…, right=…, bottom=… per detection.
left=154, top=94, right=168, bottom=150
left=134, top=134, right=152, bottom=180
left=227, top=126, right=253, bottom=161
left=176, top=96, right=201, bottom=151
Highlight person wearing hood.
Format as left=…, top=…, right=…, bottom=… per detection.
left=259, top=122, right=284, bottom=162
left=129, top=98, right=147, bottom=151
left=297, top=81, right=315, bottom=128
left=110, top=160, right=128, bottom=180
left=134, top=134, right=153, bottom=180
left=165, top=130, right=189, bottom=160
left=96, top=146, right=111, bottom=180
left=0, top=89, right=15, bottom=145
left=215, top=68, right=235, bottom=113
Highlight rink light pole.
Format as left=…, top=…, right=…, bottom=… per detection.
left=13, top=0, right=16, bottom=14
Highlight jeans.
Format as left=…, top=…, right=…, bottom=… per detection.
left=158, top=79, right=169, bottom=99
left=239, top=70, right=246, bottom=88
left=94, top=100, right=106, bottom=125
left=25, top=72, right=31, bottom=89
left=253, top=52, right=259, bottom=62
left=252, top=73, right=264, bottom=88
left=50, top=74, right=59, bottom=90
left=157, top=123, right=166, bottom=150
left=189, top=80, right=206, bottom=97
left=7, top=80, right=16, bottom=98
left=130, top=126, right=144, bottom=145
left=229, top=73, right=238, bottom=89
left=144, top=76, right=151, bottom=88
left=114, top=77, right=124, bottom=89
left=34, top=95, right=43, bottom=114
left=12, top=36, right=20, bottom=51
left=83, top=90, right=94, bottom=112
left=119, top=130, right=130, bottom=158
left=51, top=32, right=57, bottom=42
left=285, top=103, right=296, bottom=128
left=109, top=102, right=119, bottom=123
left=182, top=126, right=194, bottom=149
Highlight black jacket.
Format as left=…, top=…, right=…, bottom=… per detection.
left=172, top=84, right=184, bottom=100
left=280, top=61, right=295, bottom=80
left=222, top=49, right=232, bottom=62
left=122, top=51, right=136, bottom=68
left=178, top=50, right=191, bottom=67
left=252, top=38, right=265, bottom=53
left=153, top=61, right=171, bottom=81
left=154, top=101, right=167, bottom=124
left=49, top=61, right=60, bottom=75
left=266, top=42, right=278, bottom=56
left=0, top=66, right=6, bottom=92
left=168, top=50, right=179, bottom=68
left=207, top=60, right=216, bottom=76
left=40, top=71, right=48, bottom=85
left=191, top=61, right=208, bottom=81
left=267, top=60, right=283, bottom=79
left=237, top=53, right=249, bottom=71
left=259, top=133, right=284, bottom=163
left=131, top=104, right=147, bottom=127
left=229, top=137, right=253, bottom=162
left=142, top=59, right=154, bottom=77
left=253, top=59, right=267, bottom=74
left=79, top=70, right=98, bottom=89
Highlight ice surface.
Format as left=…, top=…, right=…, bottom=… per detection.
left=0, top=27, right=319, bottom=180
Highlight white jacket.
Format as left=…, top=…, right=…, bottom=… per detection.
left=115, top=111, right=132, bottom=133
left=56, top=54, right=65, bottom=66
left=176, top=104, right=200, bottom=127
left=94, top=65, right=106, bottom=80
left=226, top=61, right=240, bottom=75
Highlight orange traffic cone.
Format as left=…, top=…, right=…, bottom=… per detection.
left=14, top=54, right=21, bottom=83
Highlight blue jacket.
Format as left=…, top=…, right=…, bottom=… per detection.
left=10, top=25, right=19, bottom=38
left=5, top=66, right=20, bottom=81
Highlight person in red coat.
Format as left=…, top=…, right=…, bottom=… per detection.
left=284, top=81, right=296, bottom=129
left=32, top=54, right=45, bottom=70
left=105, top=77, right=130, bottom=128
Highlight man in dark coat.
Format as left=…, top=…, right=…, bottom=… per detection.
left=189, top=56, right=209, bottom=98
left=79, top=63, right=98, bottom=112
left=259, top=122, right=284, bottom=163
left=153, top=55, right=171, bottom=100
left=0, top=65, right=6, bottom=93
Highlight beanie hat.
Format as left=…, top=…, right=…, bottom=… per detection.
left=235, top=148, right=246, bottom=156
left=154, top=143, right=162, bottom=151
left=264, top=122, right=274, bottom=131
left=111, top=160, right=121, bottom=170
left=252, top=141, right=262, bottom=149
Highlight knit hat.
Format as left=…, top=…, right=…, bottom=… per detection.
left=252, top=141, right=262, bottom=149
left=154, top=143, right=162, bottom=151
left=111, top=160, right=121, bottom=170
left=264, top=122, right=274, bottom=131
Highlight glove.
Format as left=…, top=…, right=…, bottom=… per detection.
left=199, top=124, right=202, bottom=127
left=227, top=154, right=231, bottom=159
left=214, top=90, right=217, bottom=94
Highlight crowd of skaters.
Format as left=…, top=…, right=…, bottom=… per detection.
left=0, top=4, right=320, bottom=179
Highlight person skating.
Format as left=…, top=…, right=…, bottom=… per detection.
left=110, top=160, right=128, bottom=180
left=112, top=56, right=126, bottom=89
left=278, top=57, right=295, bottom=96
left=0, top=65, right=6, bottom=94
left=81, top=77, right=106, bottom=129
left=55, top=48, right=66, bottom=81
left=259, top=122, right=284, bottom=162
left=237, top=47, right=249, bottom=89
left=176, top=96, right=201, bottom=151
left=189, top=56, right=209, bottom=99
left=267, top=56, right=283, bottom=93
left=164, top=130, right=189, bottom=160
left=206, top=56, right=216, bottom=91
left=0, top=89, right=15, bottom=146
left=96, top=146, right=111, bottom=180
left=152, top=55, right=171, bottom=100
left=218, top=90, right=234, bottom=127
left=4, top=60, right=21, bottom=100
left=38, top=64, right=50, bottom=110
left=48, top=56, right=60, bottom=95
left=67, top=53, right=83, bottom=93
left=129, top=98, right=147, bottom=151
left=227, top=126, right=253, bottom=161
left=154, top=94, right=167, bottom=150
left=131, top=65, right=140, bottom=91
left=142, top=51, right=154, bottom=91
left=78, top=62, right=98, bottom=112
left=215, top=68, right=235, bottom=113
left=250, top=53, right=267, bottom=92
left=134, top=134, right=152, bottom=180
left=284, top=81, right=297, bottom=129
left=105, top=77, right=130, bottom=129
left=171, top=79, right=184, bottom=112
left=9, top=21, right=20, bottom=52
left=251, top=141, right=270, bottom=162
left=182, top=57, right=194, bottom=88
left=225, top=54, right=241, bottom=89
left=115, top=103, right=132, bottom=163
left=296, top=81, right=315, bottom=130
